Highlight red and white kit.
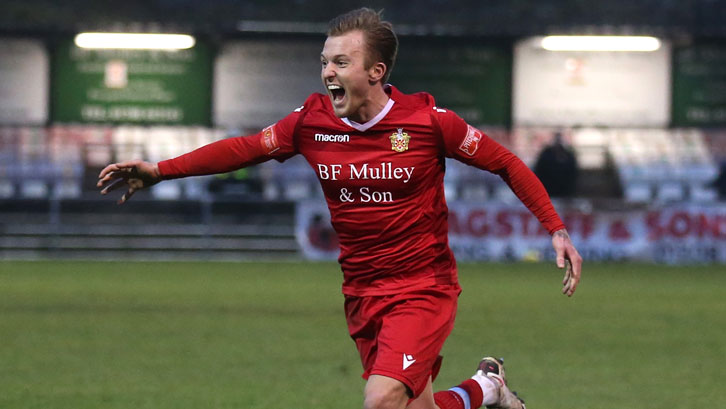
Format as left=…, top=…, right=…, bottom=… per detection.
left=158, top=85, right=565, bottom=395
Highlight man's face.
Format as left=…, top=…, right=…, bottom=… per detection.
left=320, top=30, right=376, bottom=119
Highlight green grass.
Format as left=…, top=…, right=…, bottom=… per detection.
left=1, top=261, right=724, bottom=408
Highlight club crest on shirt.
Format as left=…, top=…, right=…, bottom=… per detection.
left=389, top=128, right=410, bottom=152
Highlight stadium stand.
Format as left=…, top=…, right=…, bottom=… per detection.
left=1, top=125, right=722, bottom=204
left=0, top=126, right=724, bottom=259
left=608, top=128, right=718, bottom=202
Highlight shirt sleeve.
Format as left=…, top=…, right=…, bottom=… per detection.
left=157, top=108, right=301, bottom=179
left=433, top=109, right=565, bottom=234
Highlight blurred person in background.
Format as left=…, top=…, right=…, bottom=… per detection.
left=710, top=161, right=726, bottom=199
left=98, top=8, right=581, bottom=409
left=534, top=131, right=578, bottom=198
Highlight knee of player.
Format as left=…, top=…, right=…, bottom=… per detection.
left=363, top=381, right=409, bottom=409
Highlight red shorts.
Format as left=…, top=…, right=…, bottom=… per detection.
left=344, top=285, right=460, bottom=398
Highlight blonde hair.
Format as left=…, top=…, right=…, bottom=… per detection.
left=327, top=8, right=398, bottom=83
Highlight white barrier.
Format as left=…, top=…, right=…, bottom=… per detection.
left=296, top=201, right=726, bottom=264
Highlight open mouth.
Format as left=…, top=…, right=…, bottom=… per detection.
left=328, top=84, right=346, bottom=104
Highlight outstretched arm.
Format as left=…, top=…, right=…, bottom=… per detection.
left=467, top=136, right=583, bottom=296
left=97, top=160, right=161, bottom=204
left=434, top=110, right=584, bottom=296
left=96, top=128, right=290, bottom=204
left=96, top=103, right=303, bottom=204
left=492, top=151, right=583, bottom=296
left=552, top=228, right=582, bottom=296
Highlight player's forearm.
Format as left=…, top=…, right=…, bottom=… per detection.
left=495, top=154, right=565, bottom=234
left=158, top=136, right=267, bottom=179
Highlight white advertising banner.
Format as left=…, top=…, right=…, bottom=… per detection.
left=513, top=37, right=671, bottom=127
left=297, top=201, right=726, bottom=264
left=0, top=39, right=48, bottom=124
left=213, top=39, right=323, bottom=129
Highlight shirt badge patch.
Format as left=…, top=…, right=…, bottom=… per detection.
left=389, top=128, right=410, bottom=153
left=459, top=125, right=482, bottom=156
left=261, top=124, right=280, bottom=154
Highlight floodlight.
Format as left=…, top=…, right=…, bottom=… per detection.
left=541, top=36, right=661, bottom=52
left=74, top=33, right=196, bottom=50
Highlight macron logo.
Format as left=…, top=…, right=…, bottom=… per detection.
left=315, top=133, right=350, bottom=143
left=403, top=354, right=416, bottom=370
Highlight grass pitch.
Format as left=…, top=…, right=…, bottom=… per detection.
left=1, top=261, right=724, bottom=408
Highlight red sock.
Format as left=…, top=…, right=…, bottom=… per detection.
left=433, top=390, right=464, bottom=409
left=433, top=379, right=484, bottom=409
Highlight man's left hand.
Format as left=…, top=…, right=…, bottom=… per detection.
left=552, top=228, right=582, bottom=297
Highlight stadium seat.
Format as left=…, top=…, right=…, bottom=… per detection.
left=151, top=180, right=182, bottom=200
left=689, top=185, right=718, bottom=202
left=492, top=184, right=518, bottom=203
left=273, top=156, right=318, bottom=200
left=623, top=182, right=652, bottom=203
left=572, top=128, right=608, bottom=169
left=655, top=182, right=684, bottom=202
left=113, top=126, right=146, bottom=162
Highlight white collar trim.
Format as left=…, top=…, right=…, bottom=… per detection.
left=341, top=98, right=395, bottom=132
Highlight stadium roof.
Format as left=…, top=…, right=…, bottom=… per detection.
left=1, top=0, right=725, bottom=39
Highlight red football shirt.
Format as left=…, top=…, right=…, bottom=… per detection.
left=159, top=85, right=564, bottom=296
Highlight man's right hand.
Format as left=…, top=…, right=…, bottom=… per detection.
left=97, top=160, right=161, bottom=204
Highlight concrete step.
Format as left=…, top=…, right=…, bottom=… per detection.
left=0, top=223, right=300, bottom=260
